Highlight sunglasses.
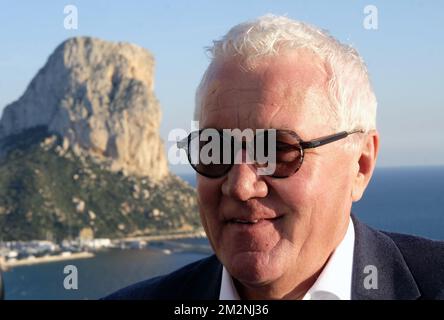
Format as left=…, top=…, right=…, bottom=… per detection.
left=177, top=128, right=364, bottom=178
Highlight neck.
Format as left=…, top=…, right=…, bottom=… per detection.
left=236, top=272, right=322, bottom=300
left=234, top=251, right=331, bottom=300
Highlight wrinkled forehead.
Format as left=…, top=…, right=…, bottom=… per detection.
left=208, top=50, right=328, bottom=89
left=199, top=50, right=333, bottom=134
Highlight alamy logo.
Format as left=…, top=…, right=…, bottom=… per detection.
left=363, top=265, right=378, bottom=289
left=63, top=265, right=78, bottom=290
left=169, top=121, right=277, bottom=176
left=64, top=4, right=78, bottom=30
left=363, top=5, right=378, bottom=30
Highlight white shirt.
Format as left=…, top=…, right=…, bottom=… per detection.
left=219, top=217, right=355, bottom=300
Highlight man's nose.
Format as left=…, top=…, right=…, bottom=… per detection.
left=221, top=160, right=268, bottom=201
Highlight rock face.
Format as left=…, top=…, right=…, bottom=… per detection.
left=0, top=37, right=168, bottom=179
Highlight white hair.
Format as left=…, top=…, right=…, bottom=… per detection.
left=195, top=14, right=377, bottom=137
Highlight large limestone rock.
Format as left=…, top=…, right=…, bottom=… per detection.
left=0, top=37, right=168, bottom=179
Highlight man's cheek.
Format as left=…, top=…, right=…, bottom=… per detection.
left=197, top=184, right=221, bottom=224
left=276, top=180, right=315, bottom=207
left=198, top=190, right=215, bottom=209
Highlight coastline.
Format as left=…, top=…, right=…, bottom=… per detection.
left=118, top=229, right=207, bottom=242
left=0, top=229, right=208, bottom=271
left=0, top=252, right=95, bottom=271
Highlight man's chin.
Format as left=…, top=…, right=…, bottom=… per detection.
left=225, top=251, right=284, bottom=285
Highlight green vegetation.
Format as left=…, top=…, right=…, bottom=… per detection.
left=0, top=127, right=200, bottom=241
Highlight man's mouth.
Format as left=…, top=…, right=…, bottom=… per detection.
left=228, top=216, right=284, bottom=225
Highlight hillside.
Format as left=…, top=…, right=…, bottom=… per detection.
left=0, top=126, right=199, bottom=241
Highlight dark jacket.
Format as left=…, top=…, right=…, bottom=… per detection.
left=104, top=215, right=444, bottom=300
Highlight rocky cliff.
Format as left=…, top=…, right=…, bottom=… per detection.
left=0, top=37, right=168, bottom=179
left=0, top=37, right=199, bottom=241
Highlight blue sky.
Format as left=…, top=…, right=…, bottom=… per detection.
left=0, top=1, right=443, bottom=174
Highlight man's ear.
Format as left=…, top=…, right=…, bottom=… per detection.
left=351, top=130, right=379, bottom=202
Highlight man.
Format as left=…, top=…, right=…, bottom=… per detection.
left=105, top=15, right=444, bottom=300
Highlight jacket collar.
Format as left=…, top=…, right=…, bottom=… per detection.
left=350, top=214, right=421, bottom=300
left=180, top=254, right=222, bottom=299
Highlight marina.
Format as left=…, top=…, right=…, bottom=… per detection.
left=0, top=229, right=207, bottom=271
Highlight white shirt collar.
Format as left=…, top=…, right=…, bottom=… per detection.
left=219, top=217, right=355, bottom=300
left=220, top=266, right=241, bottom=300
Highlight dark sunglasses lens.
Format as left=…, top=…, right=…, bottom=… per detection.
left=272, top=131, right=303, bottom=177
left=188, top=130, right=232, bottom=178
left=186, top=129, right=303, bottom=178
left=193, top=162, right=232, bottom=178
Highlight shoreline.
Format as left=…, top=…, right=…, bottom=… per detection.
left=117, top=229, right=207, bottom=242
left=0, top=252, right=94, bottom=271
left=0, top=230, right=208, bottom=271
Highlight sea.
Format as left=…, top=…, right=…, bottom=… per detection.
left=2, top=166, right=444, bottom=299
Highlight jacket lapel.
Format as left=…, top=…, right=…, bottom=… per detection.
left=351, top=214, right=421, bottom=300
left=181, top=254, right=223, bottom=299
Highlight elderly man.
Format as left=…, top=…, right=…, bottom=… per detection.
left=106, top=15, right=444, bottom=300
